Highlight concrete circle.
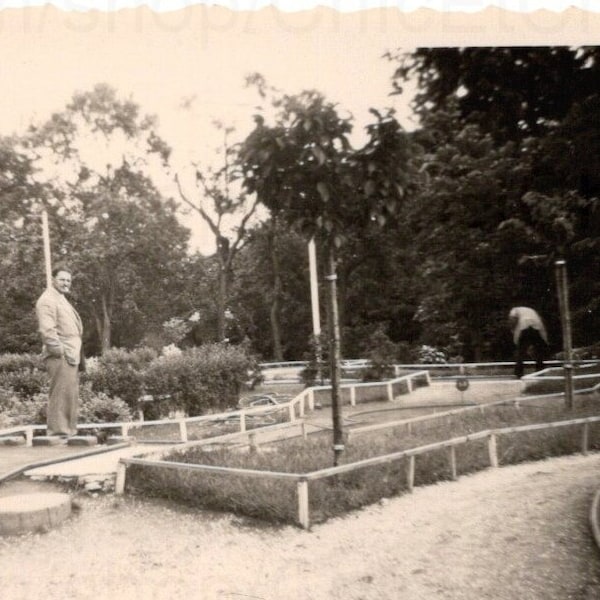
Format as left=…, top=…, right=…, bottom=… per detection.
left=0, top=492, right=71, bottom=536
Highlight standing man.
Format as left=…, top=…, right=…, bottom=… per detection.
left=509, top=306, right=549, bottom=378
left=36, top=265, right=83, bottom=437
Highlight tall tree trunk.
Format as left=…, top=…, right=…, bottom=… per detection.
left=268, top=219, right=283, bottom=361
left=216, top=236, right=230, bottom=342
left=100, top=293, right=111, bottom=354
left=327, top=242, right=344, bottom=466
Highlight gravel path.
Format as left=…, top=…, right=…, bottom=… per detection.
left=2, top=453, right=600, bottom=600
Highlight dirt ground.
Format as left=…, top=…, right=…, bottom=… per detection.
left=2, top=453, right=600, bottom=600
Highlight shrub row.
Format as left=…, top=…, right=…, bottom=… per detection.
left=0, top=344, right=258, bottom=424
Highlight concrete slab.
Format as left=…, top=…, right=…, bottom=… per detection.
left=0, top=437, right=26, bottom=446
left=0, top=492, right=71, bottom=536
left=24, top=444, right=176, bottom=479
left=67, top=435, right=98, bottom=447
left=32, top=436, right=68, bottom=447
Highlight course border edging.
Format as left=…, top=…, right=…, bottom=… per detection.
left=590, top=485, right=600, bottom=552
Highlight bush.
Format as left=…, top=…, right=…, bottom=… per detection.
left=78, top=383, right=133, bottom=424
left=0, top=391, right=47, bottom=427
left=361, top=326, right=398, bottom=382
left=0, top=367, right=48, bottom=398
left=84, top=346, right=158, bottom=409
left=0, top=353, right=44, bottom=373
left=417, top=345, right=448, bottom=364
left=143, top=343, right=255, bottom=416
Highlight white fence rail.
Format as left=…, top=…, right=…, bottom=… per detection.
left=0, top=370, right=431, bottom=445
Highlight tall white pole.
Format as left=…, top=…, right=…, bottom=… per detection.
left=42, top=209, right=52, bottom=289
left=308, top=238, right=321, bottom=337
left=308, top=238, right=323, bottom=383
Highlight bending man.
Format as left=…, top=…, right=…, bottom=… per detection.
left=509, top=306, right=549, bottom=379
left=35, top=265, right=83, bottom=437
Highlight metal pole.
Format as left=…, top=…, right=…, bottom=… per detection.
left=41, top=209, right=52, bottom=289
left=326, top=244, right=344, bottom=466
left=555, top=260, right=574, bottom=409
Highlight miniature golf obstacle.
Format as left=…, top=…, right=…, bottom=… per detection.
left=0, top=492, right=72, bottom=536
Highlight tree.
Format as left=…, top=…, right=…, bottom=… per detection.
left=0, top=138, right=50, bottom=352
left=239, top=82, right=416, bottom=464
left=175, top=123, right=259, bottom=342
left=388, top=46, right=600, bottom=142
left=229, top=220, right=312, bottom=360
left=21, top=84, right=191, bottom=354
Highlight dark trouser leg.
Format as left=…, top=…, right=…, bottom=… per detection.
left=515, top=341, right=526, bottom=378
left=516, top=327, right=547, bottom=377
left=46, top=357, right=80, bottom=436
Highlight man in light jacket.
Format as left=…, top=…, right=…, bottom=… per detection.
left=509, top=306, right=549, bottom=378
left=35, top=265, right=83, bottom=437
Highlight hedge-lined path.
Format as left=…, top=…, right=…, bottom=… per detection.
left=1, top=453, right=600, bottom=599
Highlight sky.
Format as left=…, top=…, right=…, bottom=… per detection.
left=1, top=2, right=598, bottom=253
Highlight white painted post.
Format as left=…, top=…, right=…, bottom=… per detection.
left=115, top=462, right=126, bottom=495
left=488, top=434, right=499, bottom=468
left=350, top=386, right=356, bottom=407
left=297, top=479, right=310, bottom=529
left=178, top=419, right=188, bottom=442
left=25, top=427, right=33, bottom=446
left=41, top=209, right=52, bottom=290
left=406, top=456, right=415, bottom=492
left=387, top=382, right=393, bottom=402
left=288, top=404, right=296, bottom=423
left=582, top=422, right=590, bottom=455
left=407, top=377, right=413, bottom=393
left=449, top=446, right=457, bottom=480
left=248, top=432, right=257, bottom=453
left=240, top=412, right=246, bottom=433
left=308, top=389, right=315, bottom=411
left=298, top=398, right=305, bottom=418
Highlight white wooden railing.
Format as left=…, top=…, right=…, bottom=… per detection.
left=116, top=413, right=600, bottom=529
left=0, top=370, right=431, bottom=446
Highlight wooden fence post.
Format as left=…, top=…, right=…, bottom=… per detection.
left=387, top=382, right=393, bottom=402
left=297, top=480, right=310, bottom=529
left=178, top=419, right=188, bottom=442
left=406, top=455, right=415, bottom=492
left=582, top=423, right=590, bottom=456
left=115, top=462, right=126, bottom=495
left=449, top=446, right=457, bottom=480
left=350, top=386, right=356, bottom=407
left=240, top=412, right=246, bottom=433
left=488, top=434, right=499, bottom=468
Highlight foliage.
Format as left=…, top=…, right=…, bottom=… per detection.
left=417, top=345, right=448, bottom=364
left=230, top=222, right=312, bottom=359
left=78, top=383, right=133, bottom=424
left=0, top=391, right=47, bottom=427
left=0, top=353, right=48, bottom=397
left=389, top=46, right=600, bottom=142
left=83, top=346, right=158, bottom=409
left=143, top=343, right=256, bottom=416
left=360, top=326, right=399, bottom=381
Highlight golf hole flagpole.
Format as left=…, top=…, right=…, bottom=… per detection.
left=42, top=208, right=52, bottom=289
